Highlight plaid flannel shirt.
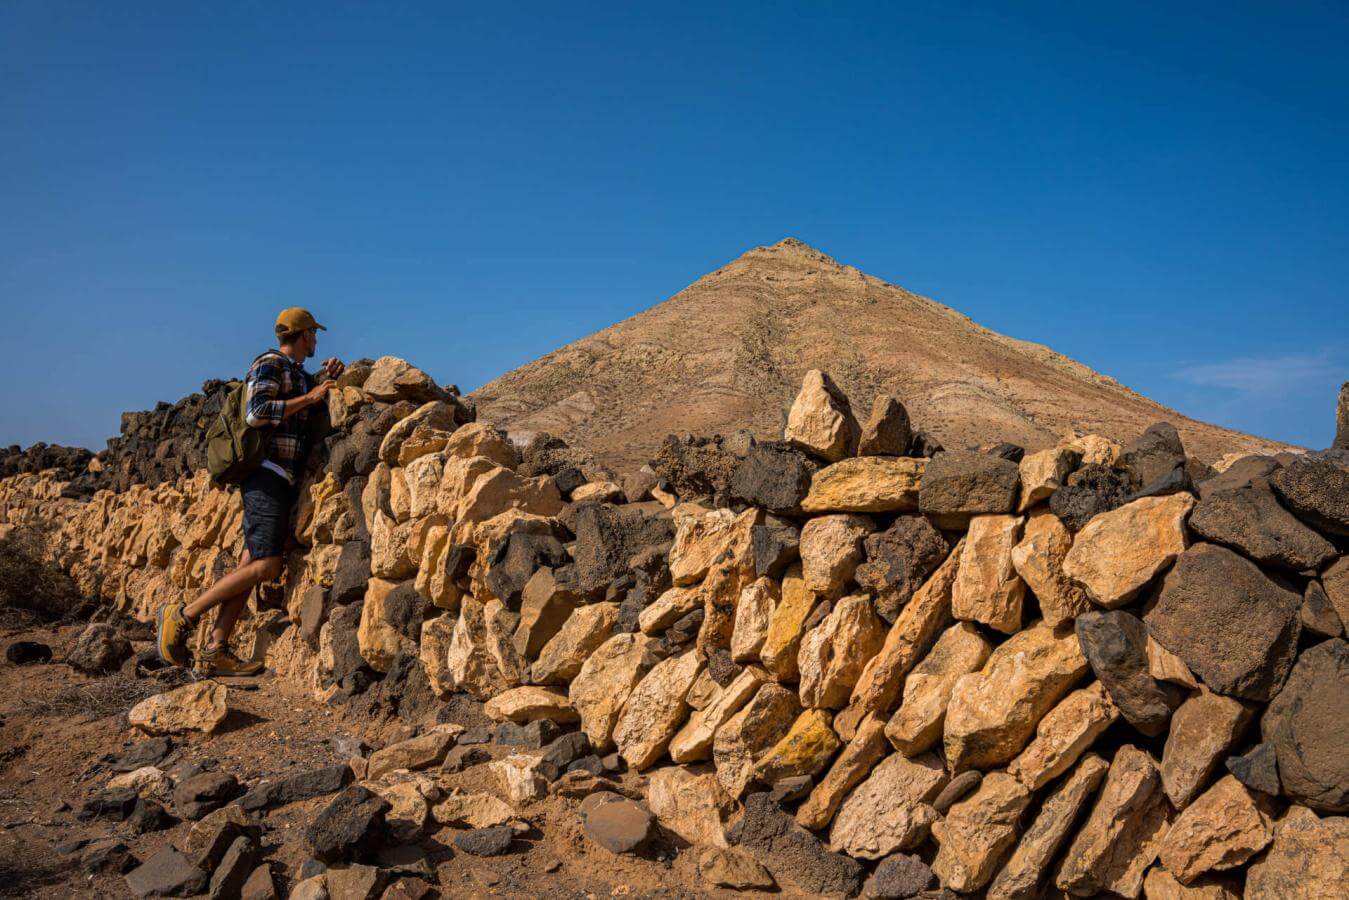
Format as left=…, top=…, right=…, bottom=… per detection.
left=244, top=350, right=315, bottom=483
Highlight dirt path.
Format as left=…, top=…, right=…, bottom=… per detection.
left=0, top=618, right=783, bottom=899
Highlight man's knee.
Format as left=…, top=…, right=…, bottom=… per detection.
left=256, top=556, right=285, bottom=582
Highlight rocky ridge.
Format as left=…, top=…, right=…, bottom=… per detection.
left=1, top=355, right=1345, bottom=898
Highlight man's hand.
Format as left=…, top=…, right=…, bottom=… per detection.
left=321, top=358, right=345, bottom=380
left=304, top=380, right=336, bottom=407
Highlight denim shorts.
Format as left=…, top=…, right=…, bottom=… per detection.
left=241, top=467, right=297, bottom=560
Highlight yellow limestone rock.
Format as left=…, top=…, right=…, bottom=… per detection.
left=1063, top=492, right=1194, bottom=609
left=799, top=513, right=873, bottom=596
left=483, top=686, right=578, bottom=724
left=730, top=577, right=779, bottom=663
left=951, top=513, right=1026, bottom=634
left=843, top=538, right=962, bottom=726
left=379, top=400, right=458, bottom=466
left=1158, top=775, right=1274, bottom=885
left=797, top=594, right=885, bottom=709
left=1055, top=745, right=1172, bottom=898
left=1245, top=805, right=1349, bottom=900
left=639, top=584, right=707, bottom=635
left=443, top=422, right=518, bottom=467
left=1010, top=508, right=1093, bottom=627
left=569, top=632, right=658, bottom=753
left=1006, top=680, right=1119, bottom=790
left=944, top=621, right=1088, bottom=772
left=1160, top=689, right=1253, bottom=809
left=1062, top=432, right=1123, bottom=467
left=750, top=708, right=841, bottom=784
left=800, top=457, right=925, bottom=514
left=403, top=451, right=447, bottom=520
left=613, top=650, right=704, bottom=771
left=370, top=510, right=416, bottom=579
left=784, top=368, right=860, bottom=462
left=829, top=751, right=948, bottom=860
left=445, top=595, right=523, bottom=700
left=419, top=613, right=456, bottom=698
left=885, top=622, right=993, bottom=756
left=357, top=578, right=418, bottom=673
left=646, top=766, right=735, bottom=848
left=531, top=602, right=619, bottom=685
left=796, top=713, right=889, bottom=831
left=1141, top=868, right=1241, bottom=900
left=128, top=681, right=228, bottom=735
left=669, top=665, right=768, bottom=763
left=432, top=791, right=520, bottom=830
left=712, top=682, right=801, bottom=798
left=759, top=564, right=820, bottom=681
left=1017, top=445, right=1080, bottom=512
left=669, top=506, right=759, bottom=586
left=931, top=772, right=1033, bottom=893
left=453, top=465, right=563, bottom=526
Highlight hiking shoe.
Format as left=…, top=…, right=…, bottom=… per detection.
left=155, top=602, right=191, bottom=667
left=194, top=644, right=265, bottom=678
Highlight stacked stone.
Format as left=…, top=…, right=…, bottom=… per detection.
left=2, top=361, right=1346, bottom=898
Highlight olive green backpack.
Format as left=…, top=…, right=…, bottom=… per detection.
left=205, top=379, right=265, bottom=485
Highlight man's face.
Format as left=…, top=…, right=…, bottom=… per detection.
left=301, top=329, right=318, bottom=358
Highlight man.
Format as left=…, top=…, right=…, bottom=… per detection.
left=156, top=307, right=344, bottom=675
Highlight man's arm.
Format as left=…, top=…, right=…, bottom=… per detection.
left=245, top=358, right=332, bottom=427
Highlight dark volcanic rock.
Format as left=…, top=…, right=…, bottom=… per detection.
left=79, top=787, right=139, bottom=822
left=727, top=441, right=818, bottom=514
left=297, top=586, right=329, bottom=647
left=1226, top=742, right=1281, bottom=797
left=650, top=433, right=741, bottom=502
left=1120, top=422, right=1187, bottom=489
left=1188, top=487, right=1336, bottom=572
left=208, top=836, right=258, bottom=900
left=454, top=825, right=516, bottom=857
left=5, top=640, right=52, bottom=665
left=331, top=540, right=371, bottom=605
left=1196, top=454, right=1282, bottom=498
left=1260, top=638, right=1348, bottom=813
left=495, top=718, right=561, bottom=749
left=173, top=772, right=240, bottom=821
left=857, top=396, right=913, bottom=458
left=127, top=798, right=174, bottom=834
left=932, top=771, right=981, bottom=814
left=855, top=515, right=954, bottom=623
left=125, top=847, right=208, bottom=898
left=1145, top=543, right=1302, bottom=701
left=735, top=791, right=864, bottom=897
left=583, top=798, right=656, bottom=854
left=238, top=764, right=352, bottom=812
left=68, top=623, right=133, bottom=674
left=863, top=852, right=937, bottom=898
left=1076, top=610, right=1177, bottom=737
left=306, top=785, right=390, bottom=862
left=1049, top=464, right=1131, bottom=532
left=485, top=531, right=569, bottom=609
left=1128, top=462, right=1193, bottom=501
left=323, top=601, right=368, bottom=686
left=1269, top=453, right=1349, bottom=537
left=571, top=502, right=674, bottom=597
left=1301, top=581, right=1344, bottom=638
left=748, top=515, right=801, bottom=579
left=79, top=839, right=138, bottom=875
left=108, top=737, right=172, bottom=772
left=918, top=450, right=1020, bottom=529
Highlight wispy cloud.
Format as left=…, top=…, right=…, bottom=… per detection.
left=1174, top=350, right=1343, bottom=398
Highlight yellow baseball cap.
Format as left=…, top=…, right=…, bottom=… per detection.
left=275, top=307, right=326, bottom=337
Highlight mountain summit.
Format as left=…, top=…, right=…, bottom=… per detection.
left=471, top=238, right=1287, bottom=470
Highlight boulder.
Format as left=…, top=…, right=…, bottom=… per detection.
left=726, top=441, right=818, bottom=514
left=124, top=847, right=208, bottom=898
left=1245, top=805, right=1349, bottom=899
left=357, top=579, right=422, bottom=673
left=239, top=765, right=352, bottom=812
left=698, top=846, right=775, bottom=890
left=784, top=369, right=860, bottom=462
left=951, top=514, right=1026, bottom=634
left=368, top=727, right=461, bottom=779
left=646, top=766, right=734, bottom=847
left=884, top=623, right=992, bottom=756
left=759, top=564, right=821, bottom=681
left=128, top=681, right=228, bottom=735
left=799, top=513, right=873, bottom=596
left=362, top=356, right=445, bottom=404
left=829, top=752, right=947, bottom=859
left=1161, top=689, right=1254, bottom=809
left=484, top=686, right=577, bottom=725
left=443, top=422, right=518, bottom=467
left=1049, top=463, right=1131, bottom=532
left=986, top=753, right=1109, bottom=900
left=1189, top=487, right=1336, bottom=572
left=737, top=791, right=864, bottom=896
left=68, top=623, right=133, bottom=674
left=1009, top=508, right=1092, bottom=627
left=670, top=665, right=767, bottom=763
left=944, top=622, right=1088, bottom=772
left=801, top=456, right=924, bottom=514
left=613, top=649, right=703, bottom=770
left=1017, top=445, right=1080, bottom=512
left=418, top=613, right=455, bottom=698
left=489, top=754, right=550, bottom=804
left=378, top=401, right=457, bottom=466
left=798, top=594, right=885, bottom=708
left=730, top=578, right=778, bottom=663
left=431, top=791, right=518, bottom=829
left=1158, top=775, right=1274, bottom=884
left=1005, top=679, right=1117, bottom=790
left=1141, top=868, right=1241, bottom=900
left=531, top=601, right=619, bottom=685
left=796, top=714, right=889, bottom=830
left=570, top=502, right=674, bottom=596
left=454, top=824, right=515, bottom=857
left=445, top=596, right=523, bottom=700
left=857, top=396, right=913, bottom=457
left=669, top=506, right=758, bottom=586
left=1260, top=637, right=1348, bottom=812
left=713, top=682, right=801, bottom=798
left=1120, top=422, right=1187, bottom=488
left=1145, top=543, right=1301, bottom=701
left=860, top=853, right=935, bottom=898
left=582, top=798, right=656, bottom=855
left=1054, top=745, right=1171, bottom=899
left=173, top=772, right=239, bottom=821
left=855, top=515, right=952, bottom=623
left=1076, top=610, right=1178, bottom=737
left=569, top=632, right=659, bottom=752
left=306, top=785, right=390, bottom=863
left=1062, top=493, right=1193, bottom=609
left=1269, top=453, right=1349, bottom=537
left=751, top=708, right=841, bottom=784
left=918, top=450, right=1020, bottom=529
left=931, top=772, right=1032, bottom=893
left=486, top=533, right=568, bottom=610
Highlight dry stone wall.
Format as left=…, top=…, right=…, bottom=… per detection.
left=2, top=357, right=1346, bottom=897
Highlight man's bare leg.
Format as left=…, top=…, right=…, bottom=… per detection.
left=184, top=549, right=282, bottom=623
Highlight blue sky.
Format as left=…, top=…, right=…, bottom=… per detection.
left=2, top=1, right=1345, bottom=452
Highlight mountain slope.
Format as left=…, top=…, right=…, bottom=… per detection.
left=471, top=239, right=1289, bottom=471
